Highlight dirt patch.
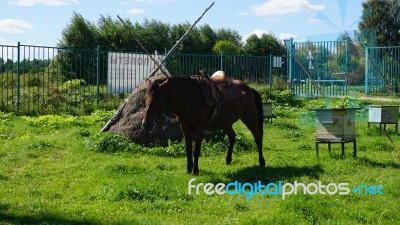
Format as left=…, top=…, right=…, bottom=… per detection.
left=107, top=74, right=183, bottom=146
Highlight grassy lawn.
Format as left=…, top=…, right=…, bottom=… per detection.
left=0, top=98, right=399, bottom=224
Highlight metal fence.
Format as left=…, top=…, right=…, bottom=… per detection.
left=287, top=39, right=349, bottom=96
left=0, top=43, right=285, bottom=115
left=365, top=46, right=400, bottom=95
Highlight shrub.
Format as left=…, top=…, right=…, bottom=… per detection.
left=63, top=79, right=86, bottom=90
left=87, top=132, right=142, bottom=154
left=27, top=77, right=42, bottom=87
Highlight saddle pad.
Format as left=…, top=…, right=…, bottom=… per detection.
left=200, top=80, right=246, bottom=107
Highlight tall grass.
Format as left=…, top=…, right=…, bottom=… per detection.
left=0, top=98, right=399, bottom=224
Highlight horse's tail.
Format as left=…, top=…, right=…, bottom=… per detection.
left=251, top=89, right=264, bottom=138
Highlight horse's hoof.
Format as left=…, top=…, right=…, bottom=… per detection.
left=226, top=158, right=232, bottom=165
left=192, top=168, right=199, bottom=176
left=259, top=159, right=266, bottom=167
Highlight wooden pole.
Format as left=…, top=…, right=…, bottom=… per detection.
left=148, top=1, right=215, bottom=78
left=116, top=15, right=169, bottom=76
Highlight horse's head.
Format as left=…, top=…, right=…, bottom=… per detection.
left=142, top=79, right=168, bottom=130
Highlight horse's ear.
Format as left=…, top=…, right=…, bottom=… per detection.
left=146, top=79, right=152, bottom=86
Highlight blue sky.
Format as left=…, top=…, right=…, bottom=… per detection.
left=0, top=0, right=363, bottom=47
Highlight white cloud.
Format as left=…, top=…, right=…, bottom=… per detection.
left=0, top=19, right=34, bottom=34
left=242, top=29, right=270, bottom=42
left=279, top=33, right=298, bottom=41
left=251, top=0, right=325, bottom=16
left=8, top=0, right=78, bottom=6
left=127, top=8, right=145, bottom=15
left=243, top=30, right=306, bottom=44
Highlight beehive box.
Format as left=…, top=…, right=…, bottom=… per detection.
left=314, top=108, right=358, bottom=142
left=368, top=105, right=399, bottom=123
left=262, top=102, right=273, bottom=118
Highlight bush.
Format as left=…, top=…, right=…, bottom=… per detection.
left=263, top=90, right=304, bottom=107
left=28, top=77, right=42, bottom=87
left=87, top=132, right=141, bottom=153
left=63, top=79, right=86, bottom=90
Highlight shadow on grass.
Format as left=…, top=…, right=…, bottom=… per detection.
left=357, top=157, right=400, bottom=169
left=0, top=208, right=107, bottom=225
left=223, top=164, right=324, bottom=183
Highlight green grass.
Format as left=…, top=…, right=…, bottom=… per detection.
left=0, top=100, right=399, bottom=224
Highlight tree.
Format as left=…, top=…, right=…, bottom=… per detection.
left=358, top=0, right=400, bottom=46
left=58, top=12, right=98, bottom=48
left=57, top=13, right=99, bottom=82
left=212, top=40, right=241, bottom=55
left=97, top=15, right=128, bottom=51
left=215, top=28, right=242, bottom=46
left=199, top=24, right=217, bottom=53
left=243, top=33, right=286, bottom=56
left=336, top=32, right=365, bottom=84
left=0, top=58, right=4, bottom=73
left=141, top=19, right=171, bottom=53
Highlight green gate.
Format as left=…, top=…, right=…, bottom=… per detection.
left=166, top=53, right=287, bottom=92
left=365, top=46, right=400, bottom=95
left=286, top=38, right=348, bottom=96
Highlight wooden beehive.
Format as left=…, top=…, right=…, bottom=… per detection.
left=262, top=102, right=273, bottom=118
left=314, top=108, right=358, bottom=142
left=368, top=105, right=399, bottom=123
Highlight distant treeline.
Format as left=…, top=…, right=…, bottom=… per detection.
left=57, top=12, right=287, bottom=56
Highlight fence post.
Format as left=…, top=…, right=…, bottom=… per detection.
left=96, top=45, right=100, bottom=106
left=220, top=52, right=223, bottom=71
left=345, top=40, right=348, bottom=95
left=269, top=54, right=272, bottom=94
left=364, top=45, right=369, bottom=95
left=287, top=38, right=293, bottom=89
left=16, top=42, right=21, bottom=111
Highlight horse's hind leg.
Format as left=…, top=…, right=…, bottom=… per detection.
left=224, top=126, right=236, bottom=165
left=241, top=115, right=266, bottom=167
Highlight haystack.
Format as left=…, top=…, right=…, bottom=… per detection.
left=106, top=74, right=182, bottom=146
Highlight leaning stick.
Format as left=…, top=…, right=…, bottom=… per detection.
left=147, top=1, right=215, bottom=78
left=101, top=2, right=215, bottom=132
left=116, top=15, right=168, bottom=76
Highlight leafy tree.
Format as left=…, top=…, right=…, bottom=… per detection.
left=97, top=15, right=128, bottom=50
left=243, top=33, right=285, bottom=56
left=336, top=32, right=365, bottom=84
left=0, top=58, right=4, bottom=73
left=58, top=12, right=98, bottom=49
left=212, top=40, right=240, bottom=55
left=215, top=28, right=242, bottom=46
left=57, top=13, right=99, bottom=82
left=358, top=0, right=400, bottom=46
left=5, top=59, right=13, bottom=72
left=141, top=19, right=171, bottom=53
left=199, top=24, right=217, bottom=53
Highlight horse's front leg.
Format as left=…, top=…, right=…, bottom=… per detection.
left=192, top=130, right=205, bottom=175
left=181, top=125, right=193, bottom=174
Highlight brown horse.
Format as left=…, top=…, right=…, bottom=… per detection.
left=142, top=76, right=265, bottom=175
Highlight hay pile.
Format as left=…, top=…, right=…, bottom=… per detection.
left=107, top=74, right=182, bottom=146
